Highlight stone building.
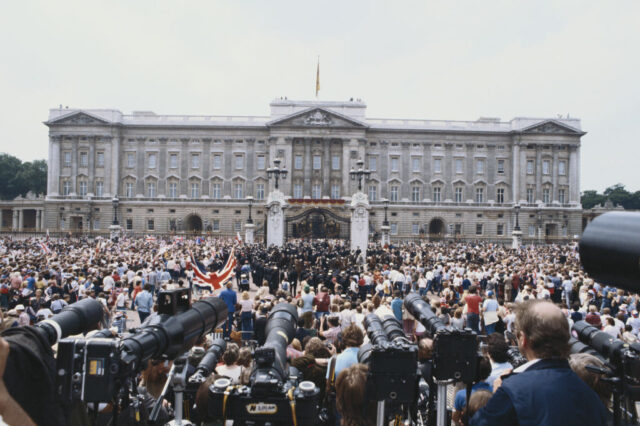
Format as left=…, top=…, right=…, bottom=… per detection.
left=1, top=99, right=584, bottom=241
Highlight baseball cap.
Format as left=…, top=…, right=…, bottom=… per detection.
left=15, top=304, right=25, bottom=311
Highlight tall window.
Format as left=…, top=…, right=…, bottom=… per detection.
left=169, top=182, right=178, bottom=198
left=497, top=223, right=504, bottom=235
left=78, top=181, right=87, bottom=196
left=79, top=152, right=88, bottom=167
left=191, top=182, right=200, bottom=198
left=434, top=158, right=442, bottom=173
left=433, top=187, right=441, bottom=202
left=475, top=187, right=484, bottom=203
left=476, top=159, right=484, bottom=174
left=526, top=160, right=534, bottom=175
left=528, top=225, right=536, bottom=237
left=147, top=181, right=156, bottom=198
left=369, top=156, right=377, bottom=172
left=127, top=153, right=135, bottom=168
left=294, top=155, right=303, bottom=170
left=543, top=188, right=550, bottom=203
left=454, top=187, right=463, bottom=203
left=234, top=183, right=243, bottom=199
left=390, top=223, right=398, bottom=235
left=148, top=153, right=157, bottom=169
left=212, top=219, right=220, bottom=231
left=496, top=187, right=505, bottom=204
left=542, top=160, right=550, bottom=175
left=211, top=182, right=221, bottom=199
left=412, top=157, right=420, bottom=172
left=411, top=186, right=421, bottom=202
left=368, top=185, right=377, bottom=201
left=331, top=184, right=340, bottom=199
left=455, top=158, right=463, bottom=174
left=332, top=156, right=340, bottom=170
left=147, top=219, right=155, bottom=231
left=527, top=187, right=535, bottom=204
left=412, top=223, right=420, bottom=235
left=293, top=184, right=303, bottom=198
left=257, top=155, right=266, bottom=170
left=497, top=159, right=505, bottom=174
left=390, top=157, right=399, bottom=172
left=234, top=221, right=242, bottom=232
left=558, top=188, right=565, bottom=204
left=235, top=155, right=244, bottom=170
left=95, top=181, right=103, bottom=197
left=390, top=185, right=399, bottom=202
left=559, top=160, right=567, bottom=176
left=63, top=180, right=71, bottom=195
left=170, top=154, right=178, bottom=169
left=476, top=223, right=483, bottom=235
left=63, top=152, right=72, bottom=167
left=126, top=219, right=133, bottom=230
left=256, top=183, right=265, bottom=200
left=96, top=152, right=104, bottom=167
left=191, top=154, right=200, bottom=169
left=125, top=182, right=134, bottom=198
left=212, top=154, right=221, bottom=170
left=313, top=156, right=321, bottom=170
left=312, top=184, right=321, bottom=199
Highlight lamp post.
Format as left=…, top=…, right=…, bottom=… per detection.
left=349, top=159, right=371, bottom=192
left=514, top=204, right=521, bottom=231
left=512, top=203, right=522, bottom=249
left=246, top=196, right=254, bottom=224
left=382, top=198, right=389, bottom=226
left=267, top=158, right=288, bottom=190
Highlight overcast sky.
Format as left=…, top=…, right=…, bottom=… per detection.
left=0, top=1, right=637, bottom=192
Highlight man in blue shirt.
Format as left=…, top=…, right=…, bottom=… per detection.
left=326, top=324, right=364, bottom=380
left=134, top=284, right=153, bottom=323
left=219, top=281, right=237, bottom=338
left=390, top=291, right=403, bottom=322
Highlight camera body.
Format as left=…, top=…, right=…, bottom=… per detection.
left=359, top=339, right=418, bottom=402
left=157, top=287, right=191, bottom=316
left=432, top=329, right=478, bottom=382
left=56, top=337, right=122, bottom=403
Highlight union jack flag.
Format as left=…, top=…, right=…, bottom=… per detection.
left=189, top=248, right=237, bottom=292
left=39, top=242, right=51, bottom=255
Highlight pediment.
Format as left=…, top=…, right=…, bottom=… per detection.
left=47, top=111, right=110, bottom=126
left=267, top=107, right=368, bottom=129
left=521, top=120, right=581, bottom=135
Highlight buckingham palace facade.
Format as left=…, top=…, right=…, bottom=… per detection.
left=12, top=99, right=584, bottom=241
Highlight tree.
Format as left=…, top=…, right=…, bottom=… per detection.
left=581, top=190, right=605, bottom=209
left=603, top=184, right=631, bottom=208
left=0, top=153, right=48, bottom=200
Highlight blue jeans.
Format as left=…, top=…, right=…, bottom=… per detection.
left=419, top=287, right=427, bottom=297
left=485, top=322, right=496, bottom=335
left=241, top=311, right=253, bottom=340
left=466, top=313, right=480, bottom=332
left=224, top=312, right=235, bottom=338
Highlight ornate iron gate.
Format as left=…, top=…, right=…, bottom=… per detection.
left=285, top=208, right=350, bottom=240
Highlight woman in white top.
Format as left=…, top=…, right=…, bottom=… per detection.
left=239, top=291, right=254, bottom=340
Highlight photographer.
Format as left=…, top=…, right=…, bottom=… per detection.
left=470, top=300, right=609, bottom=425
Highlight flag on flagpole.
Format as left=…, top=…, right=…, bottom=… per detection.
left=40, top=242, right=51, bottom=255
left=189, top=248, right=237, bottom=291
left=315, top=56, right=320, bottom=98
left=235, top=232, right=242, bottom=245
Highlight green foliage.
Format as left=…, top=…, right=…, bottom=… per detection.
left=0, top=153, right=47, bottom=200
left=581, top=184, right=640, bottom=210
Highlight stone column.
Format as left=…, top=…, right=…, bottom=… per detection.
left=552, top=147, right=559, bottom=203
left=323, top=138, right=330, bottom=196
left=48, top=136, right=61, bottom=196
left=266, top=190, right=286, bottom=247
left=136, top=138, right=145, bottom=196
left=535, top=145, right=542, bottom=204
left=304, top=138, right=312, bottom=196
left=511, top=141, right=520, bottom=203
left=71, top=137, right=79, bottom=195
left=111, top=135, right=120, bottom=196
left=511, top=229, right=522, bottom=249
left=401, top=142, right=410, bottom=200
left=36, top=209, right=41, bottom=230
left=245, top=222, right=255, bottom=245
left=569, top=145, right=579, bottom=204
left=12, top=209, right=18, bottom=230
left=88, top=137, right=95, bottom=196
left=350, top=192, right=370, bottom=260
left=18, top=209, right=24, bottom=230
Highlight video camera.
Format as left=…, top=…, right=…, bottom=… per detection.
left=208, top=303, right=321, bottom=425
left=56, top=296, right=228, bottom=404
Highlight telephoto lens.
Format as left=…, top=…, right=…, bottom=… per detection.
left=382, top=315, right=408, bottom=343
left=363, top=313, right=390, bottom=346
left=120, top=296, right=228, bottom=373
left=579, top=211, right=640, bottom=293
left=37, top=297, right=104, bottom=345
left=250, top=302, right=298, bottom=392
left=189, top=339, right=227, bottom=385
left=403, top=293, right=447, bottom=336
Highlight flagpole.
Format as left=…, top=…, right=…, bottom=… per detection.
left=315, top=55, right=320, bottom=99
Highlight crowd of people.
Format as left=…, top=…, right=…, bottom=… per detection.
left=0, top=234, right=633, bottom=425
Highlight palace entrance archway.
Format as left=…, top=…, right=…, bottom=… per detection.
left=185, top=214, right=203, bottom=232
left=428, top=218, right=445, bottom=239
left=285, top=208, right=350, bottom=240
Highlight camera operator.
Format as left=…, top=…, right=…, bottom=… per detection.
left=470, top=299, right=609, bottom=425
